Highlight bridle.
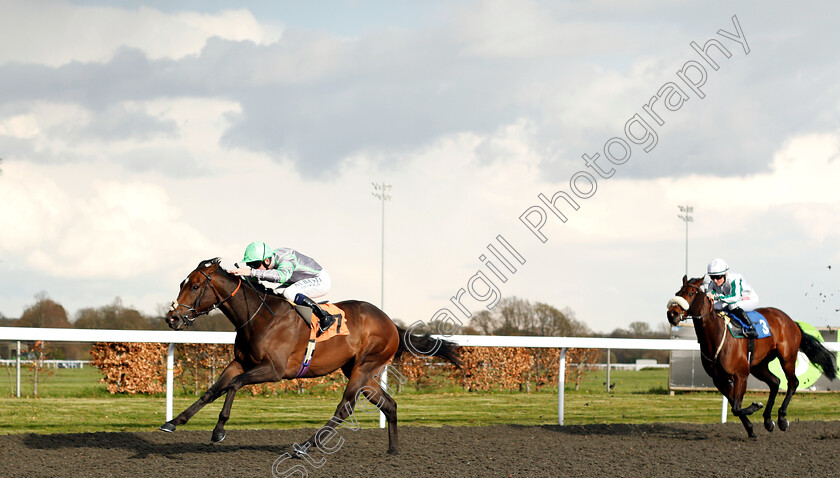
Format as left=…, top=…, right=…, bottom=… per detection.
left=669, top=282, right=727, bottom=362
left=170, top=268, right=242, bottom=325
left=170, top=265, right=277, bottom=330
left=669, top=283, right=714, bottom=323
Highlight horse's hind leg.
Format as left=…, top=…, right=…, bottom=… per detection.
left=305, top=363, right=399, bottom=455
left=298, top=369, right=371, bottom=454
left=775, top=357, right=799, bottom=431
left=359, top=373, right=399, bottom=455
left=750, top=361, right=781, bottom=432
left=159, top=360, right=244, bottom=433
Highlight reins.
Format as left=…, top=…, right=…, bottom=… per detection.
left=235, top=277, right=276, bottom=331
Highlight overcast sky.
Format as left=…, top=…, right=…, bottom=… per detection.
left=1, top=0, right=839, bottom=334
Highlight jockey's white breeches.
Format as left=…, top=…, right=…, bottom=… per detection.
left=281, top=271, right=332, bottom=301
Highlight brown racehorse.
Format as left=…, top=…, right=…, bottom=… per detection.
left=161, top=258, right=461, bottom=455
left=666, top=276, right=837, bottom=438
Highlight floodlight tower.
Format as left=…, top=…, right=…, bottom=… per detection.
left=678, top=205, right=694, bottom=277
left=371, top=182, right=392, bottom=310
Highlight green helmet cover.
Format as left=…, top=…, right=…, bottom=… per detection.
left=242, top=242, right=274, bottom=263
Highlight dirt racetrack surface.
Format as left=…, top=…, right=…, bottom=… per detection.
left=2, top=421, right=840, bottom=477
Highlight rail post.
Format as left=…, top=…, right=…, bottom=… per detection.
left=721, top=395, right=727, bottom=423
left=379, top=368, right=388, bottom=428
left=558, top=347, right=567, bottom=425
left=16, top=340, right=21, bottom=398
left=166, top=343, right=175, bottom=421
left=606, top=348, right=611, bottom=393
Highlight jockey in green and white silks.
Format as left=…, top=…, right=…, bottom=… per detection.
left=702, top=258, right=759, bottom=338
left=229, top=241, right=340, bottom=334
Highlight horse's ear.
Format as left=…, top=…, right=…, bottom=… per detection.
left=196, top=257, right=222, bottom=269
left=682, top=275, right=688, bottom=285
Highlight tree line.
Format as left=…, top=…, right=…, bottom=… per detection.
left=459, top=297, right=670, bottom=364
left=0, top=292, right=232, bottom=360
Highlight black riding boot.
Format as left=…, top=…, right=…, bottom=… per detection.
left=294, top=294, right=339, bottom=333
left=732, top=307, right=757, bottom=338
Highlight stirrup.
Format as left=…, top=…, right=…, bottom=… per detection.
left=318, top=314, right=337, bottom=333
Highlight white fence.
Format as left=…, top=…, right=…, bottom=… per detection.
left=0, top=359, right=90, bottom=368
left=2, top=327, right=838, bottom=427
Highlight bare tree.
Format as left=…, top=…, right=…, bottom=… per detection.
left=75, top=297, right=151, bottom=330
left=628, top=321, right=652, bottom=336
left=469, top=310, right=496, bottom=335
left=28, top=341, right=54, bottom=397
left=467, top=296, right=590, bottom=337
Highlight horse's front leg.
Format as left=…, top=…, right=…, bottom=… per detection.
left=211, top=362, right=281, bottom=443
left=159, top=360, right=244, bottom=433
left=728, top=373, right=762, bottom=438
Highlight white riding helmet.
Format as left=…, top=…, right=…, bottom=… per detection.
left=707, top=258, right=729, bottom=276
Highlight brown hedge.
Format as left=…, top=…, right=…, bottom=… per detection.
left=90, top=343, right=599, bottom=395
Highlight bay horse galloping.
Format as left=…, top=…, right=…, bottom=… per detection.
left=666, top=276, right=837, bottom=438
left=161, top=258, right=461, bottom=454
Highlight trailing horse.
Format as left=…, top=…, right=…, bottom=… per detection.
left=161, top=258, right=461, bottom=455
left=666, top=276, right=837, bottom=438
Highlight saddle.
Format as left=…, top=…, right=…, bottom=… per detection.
left=293, top=302, right=349, bottom=342
left=290, top=302, right=349, bottom=378
left=719, top=310, right=771, bottom=339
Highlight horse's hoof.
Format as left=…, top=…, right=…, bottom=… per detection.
left=159, top=422, right=176, bottom=433
left=211, top=430, right=226, bottom=443
left=779, top=418, right=789, bottom=431
left=386, top=449, right=399, bottom=456
left=753, top=402, right=764, bottom=411
left=764, top=419, right=775, bottom=432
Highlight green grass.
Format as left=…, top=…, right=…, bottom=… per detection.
left=2, top=366, right=839, bottom=435
left=0, top=365, right=110, bottom=398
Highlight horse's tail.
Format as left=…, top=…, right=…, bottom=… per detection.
left=394, top=326, right=463, bottom=369
left=798, top=324, right=838, bottom=380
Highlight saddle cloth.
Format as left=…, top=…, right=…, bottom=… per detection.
left=294, top=302, right=350, bottom=343
left=721, top=310, right=771, bottom=339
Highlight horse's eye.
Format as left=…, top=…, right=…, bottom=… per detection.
left=192, top=285, right=199, bottom=290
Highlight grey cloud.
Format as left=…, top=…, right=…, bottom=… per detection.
left=0, top=134, right=89, bottom=165
left=72, top=104, right=180, bottom=142
left=1, top=4, right=839, bottom=180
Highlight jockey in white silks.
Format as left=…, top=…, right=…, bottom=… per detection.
left=229, top=241, right=340, bottom=334
left=702, top=258, right=759, bottom=338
